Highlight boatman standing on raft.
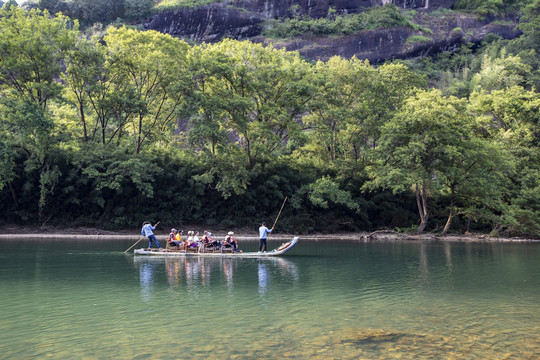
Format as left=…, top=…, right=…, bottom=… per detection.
left=258, top=222, right=272, bottom=253
left=141, top=221, right=161, bottom=249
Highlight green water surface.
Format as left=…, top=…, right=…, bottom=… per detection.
left=1, top=239, right=539, bottom=359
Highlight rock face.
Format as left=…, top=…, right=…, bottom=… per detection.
left=231, top=0, right=457, bottom=18
left=146, top=4, right=264, bottom=42
left=145, top=0, right=521, bottom=63
left=262, top=14, right=522, bottom=63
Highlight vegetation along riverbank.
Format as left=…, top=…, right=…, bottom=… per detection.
left=0, top=2, right=539, bottom=239
left=0, top=225, right=537, bottom=243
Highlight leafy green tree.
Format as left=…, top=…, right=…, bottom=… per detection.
left=470, top=50, right=532, bottom=92
left=302, top=56, right=375, bottom=164
left=0, top=7, right=78, bottom=110
left=39, top=0, right=125, bottom=26
left=186, top=44, right=233, bottom=156
left=124, top=0, right=153, bottom=21
left=469, top=86, right=540, bottom=236
left=104, top=27, right=193, bottom=153
left=2, top=0, right=17, bottom=10
left=67, top=27, right=193, bottom=152
left=62, top=37, right=105, bottom=142
left=520, top=0, right=540, bottom=35
left=0, top=7, right=78, bottom=222
left=301, top=59, right=425, bottom=168
left=366, top=63, right=427, bottom=148
left=188, top=38, right=315, bottom=201
left=454, top=0, right=524, bottom=16
left=368, top=89, right=511, bottom=233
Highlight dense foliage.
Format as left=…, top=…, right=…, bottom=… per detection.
left=23, top=0, right=155, bottom=24
left=0, top=4, right=539, bottom=237
left=262, top=5, right=429, bottom=39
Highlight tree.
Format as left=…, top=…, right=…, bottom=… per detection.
left=74, top=27, right=193, bottom=153
left=299, top=59, right=425, bottom=168
left=0, top=7, right=78, bottom=110
left=469, top=86, right=540, bottom=236
left=193, top=39, right=315, bottom=170
left=368, top=89, right=511, bottom=233
left=0, top=7, right=78, bottom=222
left=470, top=50, right=532, bottom=92
left=62, top=36, right=105, bottom=142
left=2, top=0, right=18, bottom=10
left=302, top=56, right=375, bottom=164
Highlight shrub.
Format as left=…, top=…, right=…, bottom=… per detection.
left=262, top=5, right=424, bottom=39
left=406, top=35, right=432, bottom=44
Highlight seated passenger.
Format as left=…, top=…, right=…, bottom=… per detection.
left=185, top=231, right=193, bottom=250
left=168, top=229, right=181, bottom=247
left=175, top=229, right=185, bottom=249
left=191, top=231, right=200, bottom=248
left=223, top=231, right=238, bottom=250
left=202, top=231, right=220, bottom=248
left=209, top=232, right=221, bottom=248
left=175, top=229, right=183, bottom=242
left=201, top=231, right=211, bottom=247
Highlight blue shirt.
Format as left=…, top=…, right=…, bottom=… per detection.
left=141, top=224, right=155, bottom=237
left=259, top=226, right=272, bottom=239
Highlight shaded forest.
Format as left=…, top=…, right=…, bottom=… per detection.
left=0, top=3, right=539, bottom=236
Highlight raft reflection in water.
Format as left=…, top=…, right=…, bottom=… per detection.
left=133, top=256, right=299, bottom=295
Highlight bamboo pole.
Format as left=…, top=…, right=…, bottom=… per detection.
left=271, top=197, right=288, bottom=231
left=123, top=236, right=144, bottom=254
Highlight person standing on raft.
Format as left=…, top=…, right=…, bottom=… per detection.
left=258, top=222, right=272, bottom=252
left=142, top=221, right=161, bottom=249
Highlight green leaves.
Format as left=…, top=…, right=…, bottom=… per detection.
left=306, top=176, right=360, bottom=212
left=262, top=4, right=422, bottom=39
left=0, top=5, right=537, bottom=235
left=369, top=89, right=513, bottom=233
left=191, top=39, right=315, bottom=170
left=0, top=7, right=78, bottom=108
left=77, top=145, right=162, bottom=198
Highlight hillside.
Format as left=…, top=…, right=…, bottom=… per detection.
left=19, top=0, right=526, bottom=63
left=145, top=0, right=522, bottom=62
left=1, top=2, right=538, bottom=236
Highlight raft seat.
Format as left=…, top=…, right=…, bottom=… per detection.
left=200, top=245, right=220, bottom=253
left=166, top=242, right=181, bottom=250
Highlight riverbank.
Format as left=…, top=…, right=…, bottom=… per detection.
left=0, top=225, right=537, bottom=242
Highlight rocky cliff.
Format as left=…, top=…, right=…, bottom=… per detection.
left=145, top=0, right=521, bottom=63
left=262, top=14, right=522, bottom=63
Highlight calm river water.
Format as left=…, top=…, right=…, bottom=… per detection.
left=1, top=238, right=539, bottom=359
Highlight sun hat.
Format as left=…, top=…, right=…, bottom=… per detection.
left=228, top=231, right=234, bottom=235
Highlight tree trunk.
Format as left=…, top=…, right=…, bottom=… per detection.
left=415, top=181, right=429, bottom=233
left=442, top=185, right=455, bottom=234
left=8, top=181, right=18, bottom=207
left=442, top=208, right=454, bottom=234
left=246, top=137, right=253, bottom=170
left=136, top=114, right=143, bottom=154
left=81, top=105, right=88, bottom=142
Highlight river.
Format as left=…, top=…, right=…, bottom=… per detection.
left=1, top=238, right=539, bottom=359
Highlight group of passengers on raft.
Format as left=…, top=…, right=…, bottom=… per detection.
left=167, top=229, right=239, bottom=252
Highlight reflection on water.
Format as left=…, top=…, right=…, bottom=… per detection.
left=134, top=256, right=298, bottom=296
left=1, top=238, right=539, bottom=359
left=258, top=262, right=268, bottom=296
left=139, top=262, right=155, bottom=303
